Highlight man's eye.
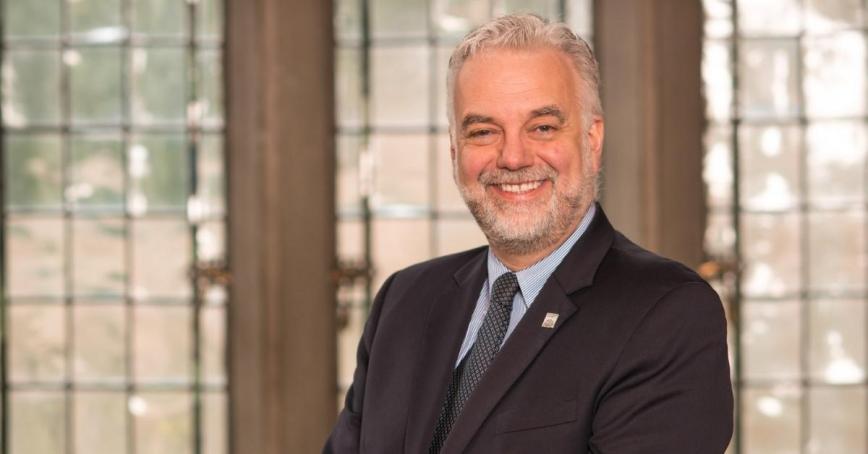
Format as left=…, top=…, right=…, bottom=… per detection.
left=535, top=125, right=557, bottom=133
left=469, top=129, right=492, bottom=137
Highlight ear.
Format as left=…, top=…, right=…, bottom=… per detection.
left=586, top=117, right=605, bottom=172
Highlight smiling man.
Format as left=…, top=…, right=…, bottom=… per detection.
left=325, top=14, right=733, bottom=454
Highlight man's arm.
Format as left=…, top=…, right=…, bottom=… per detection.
left=589, top=282, right=734, bottom=453
left=323, top=273, right=397, bottom=454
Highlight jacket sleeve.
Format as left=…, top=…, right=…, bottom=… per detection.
left=323, top=272, right=398, bottom=454
left=588, top=282, right=734, bottom=454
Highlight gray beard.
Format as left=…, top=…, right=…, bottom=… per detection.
left=463, top=187, right=580, bottom=256
left=458, top=164, right=596, bottom=258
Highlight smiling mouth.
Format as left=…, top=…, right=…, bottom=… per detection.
left=494, top=180, right=545, bottom=194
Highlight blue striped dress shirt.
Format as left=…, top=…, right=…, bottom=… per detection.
left=455, top=204, right=597, bottom=366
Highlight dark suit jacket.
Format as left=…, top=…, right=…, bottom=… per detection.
left=325, top=207, right=733, bottom=453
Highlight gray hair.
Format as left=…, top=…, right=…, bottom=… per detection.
left=446, top=14, right=602, bottom=133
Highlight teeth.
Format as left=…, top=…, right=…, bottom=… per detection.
left=498, top=181, right=543, bottom=193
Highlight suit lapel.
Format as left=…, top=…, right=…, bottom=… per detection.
left=443, top=205, right=616, bottom=453
left=403, top=249, right=488, bottom=453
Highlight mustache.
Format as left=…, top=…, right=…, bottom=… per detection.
left=478, top=166, right=557, bottom=185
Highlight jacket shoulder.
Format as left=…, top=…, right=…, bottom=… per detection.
left=601, top=231, right=708, bottom=291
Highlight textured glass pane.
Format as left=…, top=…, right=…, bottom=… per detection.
left=704, top=212, right=736, bottom=260
left=7, top=218, right=64, bottom=297
left=202, top=393, right=227, bottom=454
left=371, top=46, right=430, bottom=127
left=75, top=392, right=126, bottom=454
left=739, top=40, right=799, bottom=119
left=134, top=306, right=192, bottom=383
left=4, top=134, right=63, bottom=209
left=197, top=49, right=224, bottom=127
left=72, top=218, right=126, bottom=296
left=370, top=0, right=427, bottom=38
left=806, top=122, right=866, bottom=208
left=432, top=0, right=490, bottom=39
left=129, top=134, right=188, bottom=213
left=334, top=0, right=362, bottom=41
left=2, top=50, right=61, bottom=126
left=69, top=0, right=121, bottom=35
left=203, top=284, right=228, bottom=306
left=372, top=219, right=431, bottom=288
left=9, top=305, right=65, bottom=383
left=371, top=134, right=429, bottom=210
left=132, top=48, right=187, bottom=124
left=197, top=0, right=224, bottom=39
left=808, top=211, right=866, bottom=294
left=132, top=219, right=192, bottom=300
left=496, top=0, right=559, bottom=17
left=70, top=48, right=123, bottom=124
left=703, top=0, right=733, bottom=38
left=739, top=125, right=801, bottom=211
left=70, top=134, right=124, bottom=210
left=201, top=307, right=226, bottom=385
left=809, top=300, right=866, bottom=384
left=73, top=304, right=126, bottom=382
left=196, top=134, right=225, bottom=218
left=197, top=220, right=225, bottom=262
left=336, top=48, right=364, bottom=128
left=132, top=392, right=193, bottom=454
left=4, top=0, right=60, bottom=37
left=703, top=40, right=733, bottom=120
left=741, top=213, right=800, bottom=298
left=566, top=0, right=593, bottom=37
left=804, top=33, right=866, bottom=117
left=337, top=134, right=362, bottom=214
left=337, top=219, right=364, bottom=261
left=436, top=218, right=486, bottom=255
left=808, top=387, right=867, bottom=454
left=10, top=392, right=66, bottom=454
left=743, top=386, right=801, bottom=454
left=805, top=0, right=863, bottom=32
left=436, top=133, right=466, bottom=212
left=737, top=0, right=801, bottom=35
left=133, top=0, right=185, bottom=35
left=742, top=301, right=801, bottom=381
left=703, top=126, right=733, bottom=208
left=435, top=46, right=452, bottom=129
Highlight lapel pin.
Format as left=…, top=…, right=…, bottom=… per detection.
left=542, top=312, right=559, bottom=329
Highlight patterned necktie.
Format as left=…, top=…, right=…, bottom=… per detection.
left=429, top=272, right=520, bottom=453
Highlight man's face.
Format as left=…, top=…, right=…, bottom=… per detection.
left=451, top=47, right=604, bottom=256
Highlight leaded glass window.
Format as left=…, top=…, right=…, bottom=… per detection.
left=0, top=1, right=227, bottom=453
left=333, top=0, right=593, bottom=406
left=703, top=1, right=867, bottom=452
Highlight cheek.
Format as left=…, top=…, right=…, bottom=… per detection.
left=536, top=146, right=578, bottom=176
left=455, top=150, right=490, bottom=183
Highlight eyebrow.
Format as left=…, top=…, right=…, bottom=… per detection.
left=460, top=105, right=567, bottom=131
left=461, top=114, right=494, bottom=131
left=529, top=105, right=566, bottom=124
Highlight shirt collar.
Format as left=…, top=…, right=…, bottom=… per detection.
left=486, top=203, right=597, bottom=308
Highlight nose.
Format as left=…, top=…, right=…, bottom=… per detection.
left=495, top=131, right=533, bottom=170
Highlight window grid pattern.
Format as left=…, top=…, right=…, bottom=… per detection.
left=333, top=0, right=592, bottom=404
left=0, top=1, right=227, bottom=453
left=703, top=0, right=867, bottom=452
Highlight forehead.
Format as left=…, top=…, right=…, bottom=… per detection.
left=453, top=47, right=581, bottom=117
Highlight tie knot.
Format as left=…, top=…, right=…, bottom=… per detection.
left=491, top=272, right=519, bottom=307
